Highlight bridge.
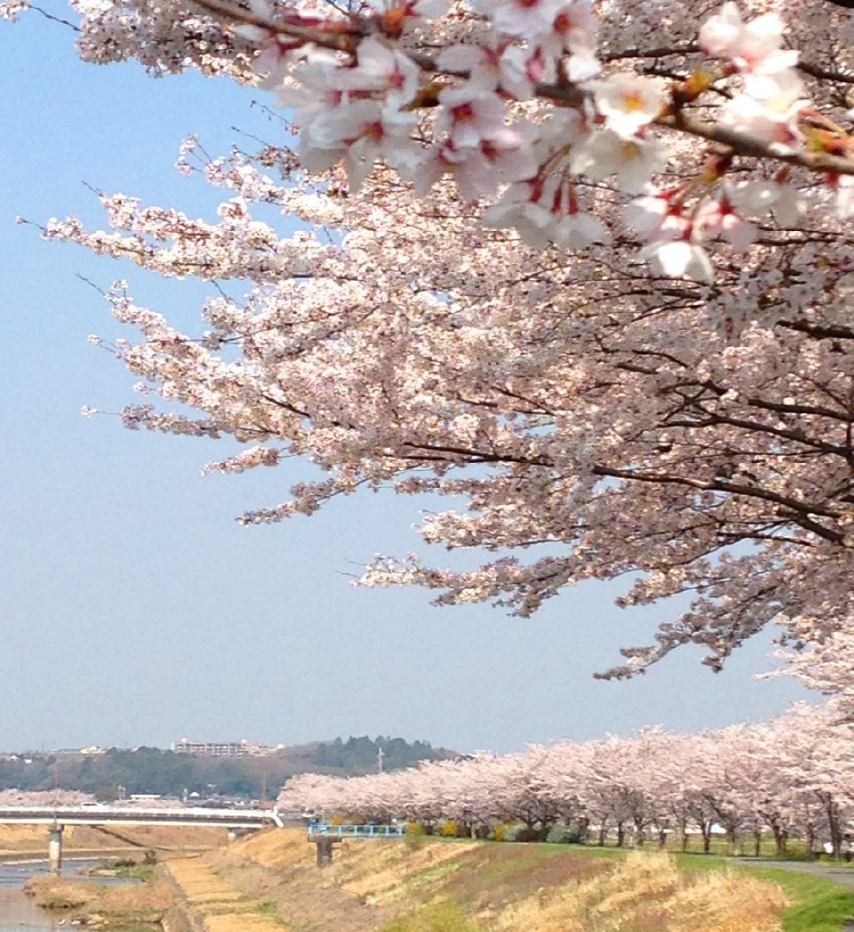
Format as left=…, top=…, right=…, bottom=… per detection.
left=307, top=822, right=406, bottom=866
left=0, top=808, right=402, bottom=871
left=0, top=805, right=294, bottom=872
left=308, top=823, right=406, bottom=839
left=0, top=805, right=285, bottom=828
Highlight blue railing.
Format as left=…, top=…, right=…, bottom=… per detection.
left=307, top=822, right=406, bottom=839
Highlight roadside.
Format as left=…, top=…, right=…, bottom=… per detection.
left=737, top=859, right=854, bottom=932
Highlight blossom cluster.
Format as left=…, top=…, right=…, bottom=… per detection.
left=12, top=0, right=854, bottom=683
left=212, top=0, right=854, bottom=283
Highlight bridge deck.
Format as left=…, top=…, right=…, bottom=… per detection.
left=0, top=806, right=288, bottom=829
left=307, top=823, right=406, bottom=839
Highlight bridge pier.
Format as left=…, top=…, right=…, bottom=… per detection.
left=315, top=836, right=341, bottom=867
left=48, top=823, right=64, bottom=874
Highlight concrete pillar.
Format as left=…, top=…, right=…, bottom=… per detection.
left=315, top=837, right=339, bottom=867
left=49, top=824, right=64, bottom=874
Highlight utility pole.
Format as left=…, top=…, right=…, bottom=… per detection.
left=377, top=747, right=384, bottom=774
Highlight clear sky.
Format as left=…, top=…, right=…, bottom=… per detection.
left=0, top=9, right=807, bottom=755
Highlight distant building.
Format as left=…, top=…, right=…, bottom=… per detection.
left=171, top=738, right=275, bottom=757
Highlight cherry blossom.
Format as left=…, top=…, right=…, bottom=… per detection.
left=278, top=705, right=854, bottom=857
left=9, top=0, right=854, bottom=681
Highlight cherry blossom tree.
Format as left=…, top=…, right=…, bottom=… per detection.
left=278, top=704, right=854, bottom=856
left=6, top=0, right=854, bottom=679
left=0, top=789, right=97, bottom=806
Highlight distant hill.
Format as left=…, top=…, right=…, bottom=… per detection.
left=0, top=737, right=458, bottom=801
left=308, top=735, right=457, bottom=774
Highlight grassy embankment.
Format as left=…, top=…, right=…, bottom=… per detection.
left=21, top=827, right=854, bottom=932
left=180, top=827, right=854, bottom=932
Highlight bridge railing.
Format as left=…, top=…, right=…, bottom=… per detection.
left=307, top=822, right=406, bottom=839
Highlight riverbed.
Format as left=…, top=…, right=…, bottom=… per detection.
left=0, top=859, right=144, bottom=932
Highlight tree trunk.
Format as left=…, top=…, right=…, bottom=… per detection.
left=597, top=826, right=607, bottom=847
left=753, top=830, right=762, bottom=857
left=771, top=824, right=788, bottom=857
left=827, top=799, right=843, bottom=860
left=806, top=824, right=816, bottom=859
left=616, top=822, right=626, bottom=848
left=679, top=818, right=689, bottom=853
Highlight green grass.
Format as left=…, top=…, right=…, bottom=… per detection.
left=380, top=902, right=480, bottom=932
left=758, top=872, right=854, bottom=932
left=109, top=863, right=156, bottom=881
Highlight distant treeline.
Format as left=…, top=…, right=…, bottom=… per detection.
left=0, top=737, right=450, bottom=800
left=312, top=736, right=442, bottom=773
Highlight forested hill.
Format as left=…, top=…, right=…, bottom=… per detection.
left=311, top=736, right=445, bottom=773
left=0, top=737, right=455, bottom=801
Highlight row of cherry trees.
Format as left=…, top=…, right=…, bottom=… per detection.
left=279, top=703, right=854, bottom=857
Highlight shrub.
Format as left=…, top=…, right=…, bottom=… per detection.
left=381, top=902, right=479, bottom=932
left=405, top=822, right=427, bottom=851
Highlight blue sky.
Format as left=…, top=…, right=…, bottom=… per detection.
left=0, top=9, right=806, bottom=754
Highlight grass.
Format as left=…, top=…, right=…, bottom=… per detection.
left=753, top=871, right=854, bottom=932
left=545, top=845, right=854, bottom=932
left=381, top=902, right=480, bottom=932
left=108, top=862, right=157, bottom=881
left=223, top=828, right=854, bottom=932
left=672, top=854, right=854, bottom=932
left=404, top=858, right=470, bottom=887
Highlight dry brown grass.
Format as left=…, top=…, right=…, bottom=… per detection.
left=204, top=915, right=284, bottom=932
left=166, top=855, right=289, bottom=931
left=189, top=832, right=790, bottom=932
left=493, top=853, right=787, bottom=932
left=231, top=826, right=314, bottom=868
left=333, top=837, right=479, bottom=904
left=24, top=872, right=173, bottom=919
left=24, top=875, right=100, bottom=909
left=167, top=857, right=250, bottom=906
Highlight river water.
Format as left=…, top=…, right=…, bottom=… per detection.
left=0, top=859, right=141, bottom=931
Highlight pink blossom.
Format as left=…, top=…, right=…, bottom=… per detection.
left=699, top=2, right=798, bottom=75
left=591, top=74, right=666, bottom=139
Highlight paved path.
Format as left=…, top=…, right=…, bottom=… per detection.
left=741, top=858, right=854, bottom=890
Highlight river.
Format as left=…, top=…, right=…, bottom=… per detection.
left=0, top=859, right=143, bottom=932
